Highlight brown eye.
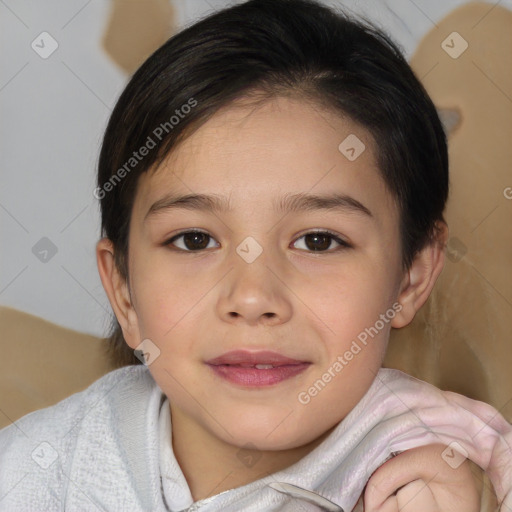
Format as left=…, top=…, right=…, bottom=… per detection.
left=293, top=231, right=351, bottom=252
left=165, top=231, right=218, bottom=251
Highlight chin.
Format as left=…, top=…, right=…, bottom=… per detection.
left=219, top=416, right=323, bottom=452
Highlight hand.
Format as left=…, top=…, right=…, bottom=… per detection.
left=362, top=444, right=484, bottom=511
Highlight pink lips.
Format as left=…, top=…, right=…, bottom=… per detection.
left=205, top=350, right=311, bottom=387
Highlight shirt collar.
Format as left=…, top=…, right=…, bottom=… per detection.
left=155, top=373, right=392, bottom=511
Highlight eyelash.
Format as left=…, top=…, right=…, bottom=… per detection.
left=163, top=229, right=352, bottom=253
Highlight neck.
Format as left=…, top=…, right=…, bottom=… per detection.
left=169, top=403, right=333, bottom=502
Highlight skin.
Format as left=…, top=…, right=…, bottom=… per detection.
left=364, top=443, right=483, bottom=511
left=97, top=94, right=451, bottom=502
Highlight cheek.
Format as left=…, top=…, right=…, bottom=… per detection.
left=298, top=272, right=392, bottom=417
left=130, top=251, right=194, bottom=342
left=306, top=262, right=395, bottom=340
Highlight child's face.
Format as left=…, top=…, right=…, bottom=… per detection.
left=119, top=95, right=408, bottom=450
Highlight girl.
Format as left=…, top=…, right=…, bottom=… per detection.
left=1, top=1, right=510, bottom=510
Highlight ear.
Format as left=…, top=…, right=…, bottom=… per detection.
left=96, top=237, right=140, bottom=349
left=391, top=221, right=448, bottom=329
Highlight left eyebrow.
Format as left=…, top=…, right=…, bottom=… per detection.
left=144, top=191, right=373, bottom=222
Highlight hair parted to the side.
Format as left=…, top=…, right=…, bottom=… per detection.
left=96, top=0, right=449, bottom=368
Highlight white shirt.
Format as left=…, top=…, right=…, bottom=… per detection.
left=0, top=365, right=510, bottom=511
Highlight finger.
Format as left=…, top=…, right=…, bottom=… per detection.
left=363, top=494, right=400, bottom=512
left=364, top=451, right=429, bottom=510
left=396, top=479, right=439, bottom=512
left=364, top=480, right=439, bottom=512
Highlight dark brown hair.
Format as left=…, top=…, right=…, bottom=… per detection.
left=96, top=0, right=449, bottom=367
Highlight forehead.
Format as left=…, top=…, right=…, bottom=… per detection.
left=132, top=95, right=397, bottom=225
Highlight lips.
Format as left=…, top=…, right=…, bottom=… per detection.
left=205, top=350, right=311, bottom=387
left=205, top=350, right=307, bottom=367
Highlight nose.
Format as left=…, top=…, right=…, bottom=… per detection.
left=216, top=248, right=293, bottom=326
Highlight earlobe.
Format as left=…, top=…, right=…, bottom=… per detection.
left=96, top=237, right=139, bottom=347
left=391, top=222, right=448, bottom=329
